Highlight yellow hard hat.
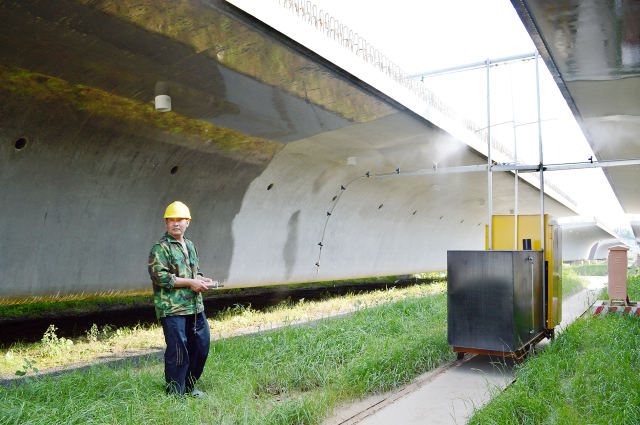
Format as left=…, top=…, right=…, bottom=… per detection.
left=164, top=201, right=191, bottom=219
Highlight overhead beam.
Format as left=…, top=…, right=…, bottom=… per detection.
left=410, top=52, right=536, bottom=79
left=375, top=157, right=640, bottom=179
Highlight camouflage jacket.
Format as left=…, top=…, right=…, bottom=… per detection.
left=148, top=232, right=204, bottom=319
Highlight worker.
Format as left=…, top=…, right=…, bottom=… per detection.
left=148, top=201, right=216, bottom=397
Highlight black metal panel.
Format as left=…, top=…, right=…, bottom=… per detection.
left=512, top=251, right=543, bottom=345
left=447, top=250, right=543, bottom=352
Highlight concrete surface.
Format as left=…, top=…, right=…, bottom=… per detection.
left=0, top=0, right=579, bottom=302
left=3, top=0, right=626, bottom=302
left=560, top=221, right=614, bottom=262
left=512, top=1, right=640, bottom=215
left=325, top=276, right=607, bottom=425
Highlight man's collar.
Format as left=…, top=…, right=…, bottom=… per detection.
left=163, top=232, right=188, bottom=244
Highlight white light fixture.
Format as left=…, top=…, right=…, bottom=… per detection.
left=154, top=81, right=171, bottom=112
left=154, top=94, right=171, bottom=112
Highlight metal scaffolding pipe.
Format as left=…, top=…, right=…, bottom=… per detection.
left=487, top=60, right=493, bottom=250
left=375, top=164, right=489, bottom=178
left=374, top=158, right=640, bottom=178
left=534, top=50, right=547, bottom=328
left=510, top=66, right=519, bottom=250
left=535, top=52, right=545, bottom=254
left=543, top=158, right=640, bottom=171
left=410, top=52, right=537, bottom=79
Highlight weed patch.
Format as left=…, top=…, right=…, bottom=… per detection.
left=563, top=262, right=607, bottom=276
left=0, top=284, right=452, bottom=424
left=0, top=283, right=443, bottom=375
left=562, top=268, right=589, bottom=298
left=469, top=274, right=640, bottom=425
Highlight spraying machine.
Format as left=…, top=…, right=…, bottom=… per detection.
left=447, top=214, right=562, bottom=358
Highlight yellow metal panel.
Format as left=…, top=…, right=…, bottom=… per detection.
left=550, top=224, right=562, bottom=327
left=544, top=216, right=554, bottom=328
left=486, top=214, right=562, bottom=329
left=487, top=214, right=545, bottom=251
left=516, top=215, right=543, bottom=250
left=485, top=225, right=489, bottom=250
left=492, top=215, right=516, bottom=250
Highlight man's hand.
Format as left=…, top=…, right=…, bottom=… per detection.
left=206, top=280, right=221, bottom=289
left=174, top=276, right=214, bottom=292
left=197, top=275, right=222, bottom=290
left=189, top=278, right=210, bottom=293
left=196, top=275, right=213, bottom=283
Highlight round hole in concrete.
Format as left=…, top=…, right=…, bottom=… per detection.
left=378, top=203, right=384, bottom=209
left=267, top=183, right=274, bottom=190
left=14, top=137, right=27, bottom=150
left=170, top=166, right=179, bottom=175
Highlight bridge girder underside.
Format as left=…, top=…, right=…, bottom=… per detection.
left=0, top=0, right=577, bottom=302
left=512, top=1, right=640, bottom=235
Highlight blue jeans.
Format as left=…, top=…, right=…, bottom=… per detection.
left=160, top=311, right=210, bottom=395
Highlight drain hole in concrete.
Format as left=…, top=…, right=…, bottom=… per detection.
left=267, top=183, right=274, bottom=190
left=170, top=166, right=179, bottom=175
left=14, top=137, right=27, bottom=150
left=332, top=195, right=337, bottom=201
left=378, top=203, right=384, bottom=209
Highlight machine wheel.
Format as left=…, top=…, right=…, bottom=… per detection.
left=546, top=328, right=555, bottom=341
left=528, top=343, right=536, bottom=357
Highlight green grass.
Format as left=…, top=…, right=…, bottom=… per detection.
left=561, top=268, right=589, bottom=298
left=468, top=316, right=640, bottom=425
left=563, top=261, right=607, bottom=276
left=0, top=283, right=444, bottom=374
left=0, top=285, right=452, bottom=425
left=599, top=273, right=640, bottom=301
left=0, top=294, right=153, bottom=320
left=629, top=274, right=640, bottom=300
left=564, top=262, right=640, bottom=278
left=0, top=273, right=445, bottom=320
left=468, top=275, right=640, bottom=425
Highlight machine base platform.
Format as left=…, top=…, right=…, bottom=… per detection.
left=590, top=300, right=640, bottom=317
left=453, top=330, right=550, bottom=360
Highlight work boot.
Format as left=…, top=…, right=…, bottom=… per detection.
left=189, top=389, right=205, bottom=398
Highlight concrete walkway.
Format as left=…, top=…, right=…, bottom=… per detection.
left=325, top=276, right=606, bottom=425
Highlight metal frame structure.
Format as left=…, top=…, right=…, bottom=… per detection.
left=415, top=53, right=543, bottom=252
left=401, top=53, right=640, bottom=252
